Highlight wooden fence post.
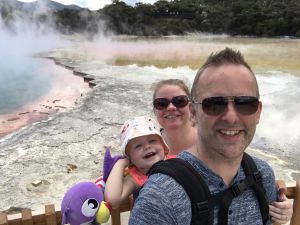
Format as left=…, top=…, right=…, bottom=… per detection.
left=45, top=205, right=57, bottom=225
left=111, top=208, right=121, bottom=225
left=290, top=180, right=300, bottom=225
left=22, top=208, right=33, bottom=225
left=0, top=212, right=8, bottom=225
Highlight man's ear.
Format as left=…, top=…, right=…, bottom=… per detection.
left=256, top=101, right=262, bottom=124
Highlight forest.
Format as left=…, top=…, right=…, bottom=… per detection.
left=1, top=0, right=300, bottom=37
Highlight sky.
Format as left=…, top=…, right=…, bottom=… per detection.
left=17, top=0, right=159, bottom=10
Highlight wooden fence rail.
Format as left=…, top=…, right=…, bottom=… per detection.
left=0, top=205, right=61, bottom=225
left=0, top=180, right=299, bottom=225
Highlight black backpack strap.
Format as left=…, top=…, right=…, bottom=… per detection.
left=148, top=158, right=214, bottom=225
left=218, top=153, right=269, bottom=225
left=242, top=153, right=270, bottom=224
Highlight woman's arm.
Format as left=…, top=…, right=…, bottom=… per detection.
left=104, top=158, right=137, bottom=209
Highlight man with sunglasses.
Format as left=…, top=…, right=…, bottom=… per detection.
left=129, top=48, right=291, bottom=225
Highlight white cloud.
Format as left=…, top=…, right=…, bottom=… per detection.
left=17, top=0, right=159, bottom=10
left=17, top=0, right=37, bottom=2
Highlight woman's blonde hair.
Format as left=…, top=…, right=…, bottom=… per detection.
left=152, top=79, right=190, bottom=101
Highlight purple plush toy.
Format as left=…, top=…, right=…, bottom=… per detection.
left=61, top=182, right=108, bottom=225
left=61, top=148, right=123, bottom=225
left=102, top=148, right=123, bottom=182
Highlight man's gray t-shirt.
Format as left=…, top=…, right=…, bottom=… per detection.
left=129, top=151, right=277, bottom=225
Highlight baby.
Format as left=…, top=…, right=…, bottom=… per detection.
left=104, top=116, right=172, bottom=209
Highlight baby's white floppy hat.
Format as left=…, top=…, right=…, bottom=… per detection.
left=119, top=116, right=169, bottom=156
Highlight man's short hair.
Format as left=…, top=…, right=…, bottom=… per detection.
left=191, top=48, right=259, bottom=100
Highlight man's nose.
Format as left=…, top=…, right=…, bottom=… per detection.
left=221, top=101, right=239, bottom=124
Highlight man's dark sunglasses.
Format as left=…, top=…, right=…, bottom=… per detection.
left=153, top=95, right=190, bottom=110
left=193, top=96, right=259, bottom=116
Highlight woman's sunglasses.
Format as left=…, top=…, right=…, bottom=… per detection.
left=153, top=95, right=190, bottom=110
left=193, top=96, right=259, bottom=116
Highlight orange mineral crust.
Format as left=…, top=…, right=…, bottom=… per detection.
left=0, top=60, right=89, bottom=138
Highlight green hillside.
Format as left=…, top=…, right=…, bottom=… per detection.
left=1, top=0, right=300, bottom=37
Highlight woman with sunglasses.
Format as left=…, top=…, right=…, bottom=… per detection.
left=152, top=79, right=197, bottom=155
left=151, top=78, right=292, bottom=224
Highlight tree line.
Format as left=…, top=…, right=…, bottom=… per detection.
left=1, top=0, right=300, bottom=37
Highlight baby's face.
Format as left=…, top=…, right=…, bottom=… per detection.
left=126, top=134, right=165, bottom=174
